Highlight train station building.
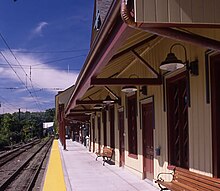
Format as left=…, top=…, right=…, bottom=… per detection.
left=55, top=0, right=220, bottom=189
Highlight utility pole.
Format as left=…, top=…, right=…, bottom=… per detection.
left=30, top=66, right=32, bottom=81
left=19, top=108, right=21, bottom=121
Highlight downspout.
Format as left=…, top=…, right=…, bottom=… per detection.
left=121, top=0, right=220, bottom=51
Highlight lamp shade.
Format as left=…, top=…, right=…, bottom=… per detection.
left=85, top=112, right=92, bottom=115
left=121, top=86, right=137, bottom=93
left=160, top=53, right=185, bottom=71
left=103, top=95, right=115, bottom=104
left=93, top=104, right=103, bottom=109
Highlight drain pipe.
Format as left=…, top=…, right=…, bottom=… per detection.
left=121, top=0, right=220, bottom=51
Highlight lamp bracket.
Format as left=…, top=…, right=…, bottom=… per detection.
left=140, top=86, right=147, bottom=96
left=188, top=60, right=199, bottom=76
left=170, top=43, right=187, bottom=62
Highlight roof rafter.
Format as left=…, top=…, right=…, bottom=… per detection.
left=91, top=77, right=162, bottom=86
left=76, top=100, right=104, bottom=105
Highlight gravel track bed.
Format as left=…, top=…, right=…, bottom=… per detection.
left=4, top=139, right=52, bottom=191
left=0, top=140, right=48, bottom=184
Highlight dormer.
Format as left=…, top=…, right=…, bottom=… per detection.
left=90, top=0, right=113, bottom=46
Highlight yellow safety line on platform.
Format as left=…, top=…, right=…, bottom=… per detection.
left=43, top=140, right=66, bottom=191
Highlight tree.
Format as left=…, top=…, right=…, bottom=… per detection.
left=45, top=108, right=55, bottom=122
left=0, top=108, right=55, bottom=149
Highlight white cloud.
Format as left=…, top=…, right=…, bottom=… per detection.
left=0, top=67, right=4, bottom=73
left=0, top=49, right=79, bottom=113
left=32, top=21, right=48, bottom=36
left=0, top=50, right=78, bottom=92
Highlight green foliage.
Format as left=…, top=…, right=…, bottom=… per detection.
left=0, top=108, right=55, bottom=149
left=0, top=134, right=9, bottom=150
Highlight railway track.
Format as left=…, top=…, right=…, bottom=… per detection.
left=0, top=139, right=40, bottom=167
left=0, top=137, right=53, bottom=191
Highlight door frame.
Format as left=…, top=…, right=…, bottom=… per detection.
left=92, top=117, right=95, bottom=152
left=109, top=105, right=115, bottom=149
left=210, top=53, right=220, bottom=178
left=118, top=107, right=125, bottom=167
left=102, top=110, right=107, bottom=146
left=166, top=71, right=189, bottom=169
left=140, top=96, right=155, bottom=180
left=97, top=115, right=101, bottom=152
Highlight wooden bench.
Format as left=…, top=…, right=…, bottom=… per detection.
left=95, top=146, right=114, bottom=166
left=156, top=165, right=220, bottom=191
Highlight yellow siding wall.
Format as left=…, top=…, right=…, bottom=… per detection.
left=90, top=28, right=220, bottom=180
left=140, top=33, right=215, bottom=178
left=118, top=28, right=219, bottom=179
left=135, top=0, right=220, bottom=25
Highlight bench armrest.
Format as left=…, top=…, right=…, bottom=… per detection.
left=156, top=165, right=176, bottom=181
left=156, top=171, right=174, bottom=182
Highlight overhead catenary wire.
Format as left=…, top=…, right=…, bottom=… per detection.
left=0, top=87, right=64, bottom=91
left=0, top=33, right=80, bottom=112
left=0, top=103, right=15, bottom=113
left=32, top=54, right=86, bottom=66
left=0, top=54, right=84, bottom=70
left=0, top=51, right=42, bottom=111
left=0, top=95, right=21, bottom=111
left=7, top=48, right=89, bottom=54
left=0, top=33, right=43, bottom=111
left=0, top=104, right=14, bottom=113
left=0, top=66, right=80, bottom=71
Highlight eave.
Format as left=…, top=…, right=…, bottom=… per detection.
left=65, top=0, right=134, bottom=115
left=66, top=0, right=220, bottom=119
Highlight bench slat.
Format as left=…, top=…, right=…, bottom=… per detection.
left=157, top=180, right=198, bottom=191
left=175, top=169, right=220, bottom=190
left=176, top=167, right=220, bottom=185
left=95, top=146, right=114, bottom=165
left=176, top=177, right=219, bottom=191
left=157, top=167, right=220, bottom=191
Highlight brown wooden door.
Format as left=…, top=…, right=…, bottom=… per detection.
left=109, top=106, right=115, bottom=148
left=167, top=72, right=189, bottom=169
left=210, top=54, right=220, bottom=178
left=142, top=102, right=154, bottom=180
left=102, top=110, right=107, bottom=146
left=118, top=110, right=125, bottom=167
left=127, top=94, right=138, bottom=155
left=92, top=118, right=95, bottom=152
left=97, top=116, right=101, bottom=152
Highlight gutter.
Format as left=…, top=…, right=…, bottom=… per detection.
left=121, top=0, right=220, bottom=51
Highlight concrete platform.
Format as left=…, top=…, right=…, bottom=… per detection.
left=59, top=139, right=160, bottom=191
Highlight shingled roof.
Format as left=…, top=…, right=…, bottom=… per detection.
left=90, top=0, right=113, bottom=45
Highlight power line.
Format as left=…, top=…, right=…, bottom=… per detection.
left=0, top=103, right=15, bottom=113
left=0, top=51, right=42, bottom=111
left=0, top=66, right=80, bottom=71
left=30, top=87, right=64, bottom=93
left=32, top=54, right=86, bottom=66
left=0, top=33, right=42, bottom=111
left=0, top=95, right=21, bottom=110
left=7, top=49, right=89, bottom=54
left=0, top=53, right=84, bottom=70
left=0, top=87, right=64, bottom=92
left=0, top=87, right=20, bottom=90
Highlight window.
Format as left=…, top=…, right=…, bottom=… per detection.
left=127, top=94, right=138, bottom=156
left=94, top=10, right=101, bottom=31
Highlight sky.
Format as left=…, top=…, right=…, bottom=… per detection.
left=0, top=0, right=94, bottom=114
